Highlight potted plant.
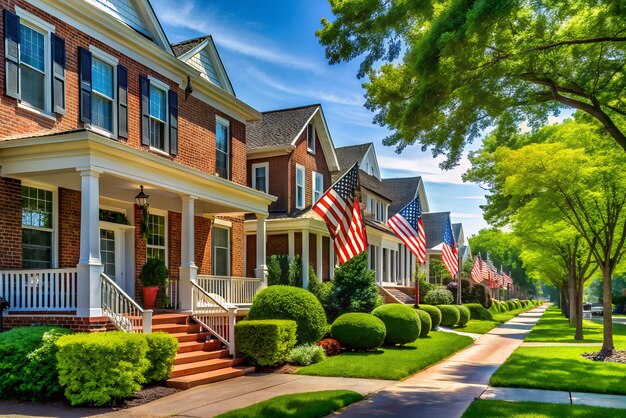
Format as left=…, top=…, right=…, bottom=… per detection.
left=140, top=258, right=168, bottom=310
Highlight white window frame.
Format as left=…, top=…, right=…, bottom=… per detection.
left=21, top=181, right=58, bottom=269
left=295, top=164, right=306, bottom=210
left=89, top=46, right=118, bottom=138
left=212, top=225, right=231, bottom=276
left=306, top=123, right=315, bottom=154
left=312, top=171, right=323, bottom=204
left=146, top=208, right=168, bottom=267
left=216, top=115, right=230, bottom=179
left=251, top=162, right=269, bottom=193
left=148, top=76, right=170, bottom=154
left=15, top=7, right=55, bottom=116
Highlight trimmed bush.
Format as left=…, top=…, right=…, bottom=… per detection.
left=0, top=326, right=72, bottom=401
left=465, top=303, right=494, bottom=321
left=317, top=338, right=342, bottom=356
left=330, top=313, right=386, bottom=351
left=235, top=320, right=297, bottom=366
left=371, top=304, right=420, bottom=345
left=418, top=304, right=442, bottom=328
left=248, top=285, right=327, bottom=344
left=415, top=309, right=432, bottom=337
left=456, top=305, right=470, bottom=327
left=144, top=332, right=178, bottom=383
left=507, top=301, right=517, bottom=311
left=424, top=288, right=454, bottom=305
left=438, top=305, right=461, bottom=327
left=499, top=301, right=509, bottom=312
left=56, top=332, right=149, bottom=406
left=288, top=344, right=326, bottom=366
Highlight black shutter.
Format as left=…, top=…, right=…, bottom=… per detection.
left=3, top=9, right=20, bottom=100
left=140, top=75, right=150, bottom=146
left=117, top=65, right=128, bottom=138
left=50, top=33, right=66, bottom=115
left=78, top=47, right=92, bottom=123
left=168, top=90, right=178, bottom=156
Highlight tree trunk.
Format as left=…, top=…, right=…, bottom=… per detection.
left=601, top=267, right=615, bottom=353
left=574, top=279, right=584, bottom=340
left=559, top=286, right=569, bottom=316
left=568, top=273, right=576, bottom=324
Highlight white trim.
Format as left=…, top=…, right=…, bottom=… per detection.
left=89, top=45, right=119, bottom=66
left=312, top=171, right=323, bottom=205
left=213, top=218, right=232, bottom=228
left=149, top=146, right=171, bottom=157
left=17, top=103, right=56, bottom=121
left=306, top=123, right=316, bottom=154
left=295, top=164, right=306, bottom=210
left=212, top=224, right=231, bottom=276
left=20, top=180, right=59, bottom=269
left=89, top=49, right=118, bottom=137
left=15, top=6, right=55, bottom=32
left=148, top=75, right=169, bottom=91
left=178, top=37, right=234, bottom=95
left=215, top=116, right=230, bottom=179
left=251, top=162, right=269, bottom=193
left=146, top=208, right=168, bottom=267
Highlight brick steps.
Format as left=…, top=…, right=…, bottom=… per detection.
left=167, top=366, right=256, bottom=390
left=174, top=349, right=230, bottom=365
left=170, top=357, right=245, bottom=378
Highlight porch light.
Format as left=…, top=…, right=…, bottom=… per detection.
left=135, top=185, right=149, bottom=207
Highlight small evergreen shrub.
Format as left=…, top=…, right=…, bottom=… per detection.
left=139, top=257, right=168, bottom=287
left=266, top=254, right=290, bottom=286
left=316, top=338, right=342, bottom=356
left=418, top=304, right=442, bottom=328
left=499, top=301, right=509, bottom=312
left=372, top=304, right=420, bottom=345
left=308, top=268, right=333, bottom=317
left=424, top=288, right=454, bottom=305
left=507, top=301, right=517, bottom=311
left=330, top=313, right=386, bottom=351
left=144, top=332, right=178, bottom=382
left=288, top=344, right=326, bottom=366
left=415, top=309, right=432, bottom=337
left=456, top=305, right=470, bottom=327
left=465, top=303, right=494, bottom=321
left=56, top=332, right=149, bottom=406
left=248, top=285, right=327, bottom=344
left=438, top=305, right=461, bottom=327
left=236, top=320, right=297, bottom=366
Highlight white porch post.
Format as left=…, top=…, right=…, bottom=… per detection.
left=425, top=253, right=430, bottom=284
left=254, top=214, right=268, bottom=282
left=179, top=195, right=197, bottom=311
left=76, top=167, right=103, bottom=317
left=316, top=232, right=323, bottom=280
left=329, top=237, right=335, bottom=279
left=376, top=245, right=383, bottom=284
left=288, top=230, right=295, bottom=260
left=410, top=253, right=416, bottom=285
left=400, top=247, right=405, bottom=286
left=385, top=248, right=391, bottom=282
left=302, top=230, right=309, bottom=289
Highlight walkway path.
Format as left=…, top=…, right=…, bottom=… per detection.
left=337, top=305, right=548, bottom=418
left=480, top=386, right=626, bottom=409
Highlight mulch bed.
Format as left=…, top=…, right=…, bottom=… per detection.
left=257, top=363, right=301, bottom=374
left=110, top=384, right=181, bottom=409
left=583, top=350, right=626, bottom=364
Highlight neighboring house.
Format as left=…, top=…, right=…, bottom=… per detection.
left=423, top=211, right=468, bottom=283
left=452, top=222, right=472, bottom=264
left=243, top=104, right=340, bottom=287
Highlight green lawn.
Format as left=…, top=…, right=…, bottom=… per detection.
left=297, top=331, right=473, bottom=380
left=492, top=307, right=534, bottom=323
left=459, top=320, right=500, bottom=334
left=525, top=307, right=626, bottom=346
left=462, top=400, right=625, bottom=418
left=215, top=390, right=363, bottom=418
left=490, top=345, right=626, bottom=395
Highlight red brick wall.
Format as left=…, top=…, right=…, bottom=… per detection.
left=133, top=205, right=147, bottom=304
left=0, top=177, right=21, bottom=268
left=229, top=216, right=245, bottom=277
left=195, top=216, right=212, bottom=274
left=0, top=0, right=247, bottom=186
left=58, top=188, right=80, bottom=267
left=168, top=211, right=181, bottom=281
left=3, top=313, right=112, bottom=332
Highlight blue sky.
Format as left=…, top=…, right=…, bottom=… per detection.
left=151, top=0, right=490, bottom=237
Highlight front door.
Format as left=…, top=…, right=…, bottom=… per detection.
left=100, top=228, right=125, bottom=286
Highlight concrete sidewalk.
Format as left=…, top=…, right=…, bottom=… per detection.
left=337, top=305, right=548, bottom=418
left=481, top=386, right=626, bottom=409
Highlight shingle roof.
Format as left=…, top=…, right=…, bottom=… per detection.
left=335, top=143, right=372, bottom=173
left=452, top=223, right=462, bottom=243
left=423, top=212, right=450, bottom=249
left=359, top=171, right=392, bottom=201
left=171, top=36, right=210, bottom=57
left=246, top=105, right=319, bottom=150
left=381, top=177, right=422, bottom=216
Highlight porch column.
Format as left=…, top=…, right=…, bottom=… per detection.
left=76, top=167, right=103, bottom=318
left=288, top=230, right=295, bottom=260
left=255, top=214, right=268, bottom=282
left=316, top=232, right=323, bottom=280
left=179, top=195, right=197, bottom=311
left=302, top=230, right=309, bottom=289
left=399, top=247, right=405, bottom=286
left=329, top=237, right=335, bottom=279
left=385, top=248, right=391, bottom=282
left=425, top=253, right=430, bottom=284
left=376, top=245, right=383, bottom=283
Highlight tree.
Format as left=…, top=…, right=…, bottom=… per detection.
left=317, top=1, right=626, bottom=168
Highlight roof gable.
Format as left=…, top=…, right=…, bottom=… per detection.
left=423, top=212, right=451, bottom=250
left=382, top=176, right=430, bottom=216
left=335, top=143, right=382, bottom=179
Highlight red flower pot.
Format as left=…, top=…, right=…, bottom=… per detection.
left=143, top=286, right=160, bottom=310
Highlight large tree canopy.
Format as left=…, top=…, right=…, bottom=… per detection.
left=317, top=0, right=626, bottom=168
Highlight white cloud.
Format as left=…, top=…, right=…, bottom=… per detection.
left=450, top=212, right=483, bottom=219
left=458, top=195, right=486, bottom=200
left=377, top=151, right=472, bottom=185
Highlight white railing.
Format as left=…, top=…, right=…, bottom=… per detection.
left=101, top=273, right=152, bottom=333
left=164, top=279, right=179, bottom=310
left=0, top=269, right=77, bottom=311
left=191, top=279, right=236, bottom=355
left=196, top=275, right=264, bottom=306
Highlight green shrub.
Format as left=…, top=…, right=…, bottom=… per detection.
left=235, top=320, right=297, bottom=366
left=56, top=332, right=149, bottom=406
left=415, top=272, right=435, bottom=304
left=371, top=304, right=420, bottom=345
left=424, top=288, right=454, bottom=305
left=288, top=344, right=326, bottom=366
left=514, top=301, right=523, bottom=310
left=248, top=285, right=327, bottom=344
left=415, top=309, right=432, bottom=337
left=144, top=332, right=178, bottom=383
left=139, top=257, right=168, bottom=287
left=507, top=301, right=517, bottom=311
left=330, top=313, right=386, bottom=351
left=418, top=304, right=442, bottom=328
left=309, top=269, right=333, bottom=316
left=438, top=305, right=461, bottom=327
left=0, top=326, right=72, bottom=401
left=465, top=303, right=494, bottom=321
left=266, top=255, right=290, bottom=286
left=499, top=301, right=509, bottom=312
left=456, top=305, right=470, bottom=327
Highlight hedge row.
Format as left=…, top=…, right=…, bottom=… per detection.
left=235, top=319, right=297, bottom=366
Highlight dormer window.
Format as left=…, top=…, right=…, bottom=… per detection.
left=306, top=123, right=315, bottom=154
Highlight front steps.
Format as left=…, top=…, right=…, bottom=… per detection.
left=151, top=314, right=255, bottom=390
left=382, top=286, right=416, bottom=304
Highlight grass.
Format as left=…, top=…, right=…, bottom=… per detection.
left=525, top=306, right=626, bottom=346
left=215, top=390, right=363, bottom=418
left=462, top=400, right=625, bottom=418
left=459, top=320, right=500, bottom=334
left=490, top=345, right=626, bottom=395
left=492, top=307, right=534, bottom=323
left=297, top=331, right=473, bottom=380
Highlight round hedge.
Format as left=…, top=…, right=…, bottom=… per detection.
left=438, top=305, right=461, bottom=327
left=330, top=313, right=386, bottom=351
left=456, top=305, right=470, bottom=327
left=248, top=285, right=327, bottom=344
left=506, top=301, right=516, bottom=311
left=465, top=303, right=493, bottom=321
left=415, top=309, right=432, bottom=338
left=499, top=301, right=509, bottom=312
left=418, top=304, right=442, bottom=328
left=371, top=304, right=420, bottom=345
left=423, top=288, right=454, bottom=305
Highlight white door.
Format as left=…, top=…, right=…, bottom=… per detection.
left=100, top=228, right=126, bottom=286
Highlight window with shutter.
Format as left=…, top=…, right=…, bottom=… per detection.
left=216, top=116, right=230, bottom=178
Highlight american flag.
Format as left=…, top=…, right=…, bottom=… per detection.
left=442, top=218, right=459, bottom=277
left=471, top=256, right=482, bottom=283
left=387, top=195, right=426, bottom=264
left=312, top=164, right=367, bottom=264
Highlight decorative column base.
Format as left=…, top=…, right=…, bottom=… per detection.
left=178, top=265, right=198, bottom=312
left=76, top=262, right=103, bottom=317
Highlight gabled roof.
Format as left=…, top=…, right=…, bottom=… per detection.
left=382, top=177, right=422, bottom=216
left=335, top=143, right=371, bottom=169
left=171, top=35, right=209, bottom=57
left=423, top=212, right=450, bottom=250
left=359, top=171, right=392, bottom=202
left=452, top=223, right=463, bottom=244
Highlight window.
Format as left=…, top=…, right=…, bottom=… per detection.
left=100, top=229, right=116, bottom=279
left=146, top=212, right=167, bottom=263
left=22, top=186, right=54, bottom=268
left=306, top=123, right=315, bottom=153
left=216, top=116, right=230, bottom=178
left=18, top=19, right=50, bottom=111
left=91, top=57, right=115, bottom=132
left=252, top=162, right=269, bottom=193
left=149, top=83, right=168, bottom=152
left=312, top=171, right=323, bottom=204
left=295, top=164, right=305, bottom=209
left=212, top=226, right=230, bottom=276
